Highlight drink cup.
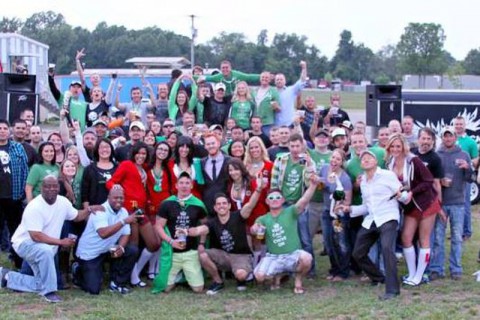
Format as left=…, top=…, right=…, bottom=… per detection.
left=455, top=159, right=463, bottom=166
left=317, top=177, right=326, bottom=191
left=442, top=173, right=453, bottom=187
left=175, top=227, right=187, bottom=246
left=256, top=225, right=266, bottom=240
left=296, top=110, right=306, bottom=120
left=67, top=233, right=78, bottom=241
left=109, top=246, right=117, bottom=257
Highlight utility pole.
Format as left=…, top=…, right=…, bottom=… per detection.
left=190, top=14, right=197, bottom=70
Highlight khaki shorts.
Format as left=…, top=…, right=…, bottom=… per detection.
left=206, top=248, right=253, bottom=274
left=167, top=250, right=204, bottom=287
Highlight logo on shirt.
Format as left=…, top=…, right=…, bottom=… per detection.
left=286, top=168, right=301, bottom=192
left=0, top=150, right=10, bottom=174
left=271, top=223, right=287, bottom=247
left=220, top=229, right=235, bottom=252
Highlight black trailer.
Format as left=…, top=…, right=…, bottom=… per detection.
left=366, top=87, right=480, bottom=203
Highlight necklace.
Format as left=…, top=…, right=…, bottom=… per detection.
left=152, top=166, right=163, bottom=192
left=233, top=182, right=243, bottom=191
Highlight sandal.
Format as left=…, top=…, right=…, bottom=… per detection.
left=147, top=273, right=156, bottom=280
left=131, top=281, right=147, bottom=288
left=294, top=286, right=305, bottom=294
left=402, top=279, right=418, bottom=287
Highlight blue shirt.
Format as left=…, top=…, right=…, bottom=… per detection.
left=275, top=80, right=306, bottom=126
left=76, top=201, right=130, bottom=261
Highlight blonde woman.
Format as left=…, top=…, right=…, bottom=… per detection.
left=385, top=133, right=439, bottom=286
left=244, top=136, right=271, bottom=179
left=229, top=81, right=256, bottom=129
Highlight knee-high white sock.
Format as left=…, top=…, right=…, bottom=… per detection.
left=148, top=249, right=160, bottom=275
left=130, top=248, right=154, bottom=284
left=412, top=248, right=430, bottom=284
left=403, top=246, right=417, bottom=281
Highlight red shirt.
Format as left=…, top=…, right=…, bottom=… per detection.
left=146, top=166, right=174, bottom=217
left=106, top=160, right=147, bottom=213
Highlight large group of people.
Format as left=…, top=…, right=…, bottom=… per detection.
left=0, top=52, right=477, bottom=303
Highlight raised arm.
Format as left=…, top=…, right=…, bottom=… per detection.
left=295, top=175, right=320, bottom=213
left=75, top=48, right=86, bottom=87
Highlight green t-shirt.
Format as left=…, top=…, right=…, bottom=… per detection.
left=57, top=93, right=87, bottom=131
left=457, top=135, right=479, bottom=159
left=254, top=87, right=280, bottom=126
left=256, top=205, right=301, bottom=255
left=346, top=147, right=386, bottom=205
left=26, top=163, right=59, bottom=197
left=281, top=158, right=304, bottom=202
left=308, top=149, right=332, bottom=202
left=230, top=100, right=255, bottom=129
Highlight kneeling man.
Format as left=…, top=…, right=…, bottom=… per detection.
left=74, top=185, right=139, bottom=295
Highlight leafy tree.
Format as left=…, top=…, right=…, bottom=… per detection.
left=396, top=22, right=448, bottom=88
left=463, top=48, right=480, bottom=75
left=0, top=17, right=23, bottom=33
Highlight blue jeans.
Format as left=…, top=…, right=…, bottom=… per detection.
left=322, top=213, right=351, bottom=278
left=430, top=204, right=464, bottom=276
left=463, top=183, right=472, bottom=238
left=297, top=209, right=315, bottom=275
left=7, top=240, right=58, bottom=295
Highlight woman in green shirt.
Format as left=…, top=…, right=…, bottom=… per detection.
left=25, top=142, right=59, bottom=202
left=229, top=81, right=255, bottom=130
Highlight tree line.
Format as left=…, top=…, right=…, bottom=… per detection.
left=2, top=11, right=480, bottom=85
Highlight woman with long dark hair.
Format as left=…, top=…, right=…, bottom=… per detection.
left=47, top=132, right=66, bottom=165
left=130, top=142, right=174, bottom=285
left=25, top=142, right=59, bottom=202
left=170, top=135, right=203, bottom=198
left=106, top=142, right=160, bottom=285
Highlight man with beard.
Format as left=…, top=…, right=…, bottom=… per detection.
left=11, top=119, right=37, bottom=167
left=73, top=185, right=139, bottom=295
left=72, top=122, right=98, bottom=167
left=115, top=122, right=146, bottom=162
left=0, top=175, right=103, bottom=303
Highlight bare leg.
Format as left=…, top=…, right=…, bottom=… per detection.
left=199, top=251, right=222, bottom=283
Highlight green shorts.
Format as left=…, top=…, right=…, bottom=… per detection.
left=167, top=250, right=204, bottom=287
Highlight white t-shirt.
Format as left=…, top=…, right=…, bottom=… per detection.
left=11, top=195, right=78, bottom=253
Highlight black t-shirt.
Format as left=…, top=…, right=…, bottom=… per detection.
left=81, top=163, right=117, bottom=205
left=268, top=146, right=290, bottom=161
left=158, top=199, right=206, bottom=253
left=0, top=143, right=12, bottom=199
left=21, top=141, right=38, bottom=167
left=154, top=100, right=169, bottom=123
left=86, top=101, right=110, bottom=127
left=206, top=211, right=251, bottom=254
left=203, top=96, right=232, bottom=126
left=412, top=148, right=444, bottom=179
left=247, top=132, right=272, bottom=148
left=320, top=107, right=350, bottom=126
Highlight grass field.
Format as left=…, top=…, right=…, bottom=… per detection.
left=302, top=90, right=366, bottom=110
left=1, top=212, right=480, bottom=319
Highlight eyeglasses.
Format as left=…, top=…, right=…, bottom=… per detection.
left=163, top=124, right=174, bottom=128
left=157, top=148, right=169, bottom=152
left=267, top=194, right=283, bottom=201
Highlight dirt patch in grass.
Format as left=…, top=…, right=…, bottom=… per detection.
left=15, top=303, right=47, bottom=315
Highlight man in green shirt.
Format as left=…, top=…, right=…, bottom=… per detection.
left=198, top=60, right=260, bottom=96
left=252, top=175, right=319, bottom=294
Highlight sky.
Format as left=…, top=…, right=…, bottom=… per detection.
left=3, top=0, right=480, bottom=60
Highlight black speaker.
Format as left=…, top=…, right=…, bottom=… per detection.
left=0, top=92, right=39, bottom=124
left=366, top=85, right=401, bottom=100
left=366, top=99, right=403, bottom=127
left=0, top=73, right=36, bottom=93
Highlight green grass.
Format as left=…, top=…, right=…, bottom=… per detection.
left=2, top=212, right=480, bottom=319
left=302, top=90, right=366, bottom=110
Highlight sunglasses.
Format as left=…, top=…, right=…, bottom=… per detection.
left=163, top=124, right=174, bottom=128
left=267, top=194, right=283, bottom=201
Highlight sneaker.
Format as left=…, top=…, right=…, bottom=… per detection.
left=43, top=292, right=62, bottom=303
left=0, top=267, right=10, bottom=288
left=109, top=281, right=130, bottom=294
left=429, top=272, right=445, bottom=281
left=236, top=280, right=247, bottom=291
left=206, top=282, right=224, bottom=295
left=451, top=273, right=462, bottom=281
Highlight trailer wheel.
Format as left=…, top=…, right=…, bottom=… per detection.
left=471, top=182, right=480, bottom=205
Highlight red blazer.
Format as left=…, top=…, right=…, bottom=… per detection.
left=106, top=160, right=147, bottom=213
left=146, top=166, right=174, bottom=217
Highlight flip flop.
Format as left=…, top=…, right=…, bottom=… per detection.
left=131, top=281, right=147, bottom=288
left=402, top=279, right=418, bottom=287
left=294, top=286, right=305, bottom=294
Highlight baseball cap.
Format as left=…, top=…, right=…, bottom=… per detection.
left=209, top=124, right=223, bottom=132
left=129, top=121, right=145, bottom=131
left=331, top=128, right=347, bottom=139
left=70, top=80, right=82, bottom=87
left=340, top=120, right=353, bottom=131
left=214, top=83, right=226, bottom=91
left=441, top=126, right=456, bottom=136
left=315, top=129, right=330, bottom=137
left=109, top=127, right=125, bottom=138
left=359, top=150, right=377, bottom=160
left=92, top=119, right=107, bottom=127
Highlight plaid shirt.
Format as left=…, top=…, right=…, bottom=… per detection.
left=7, top=141, right=28, bottom=200
left=270, top=152, right=315, bottom=191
